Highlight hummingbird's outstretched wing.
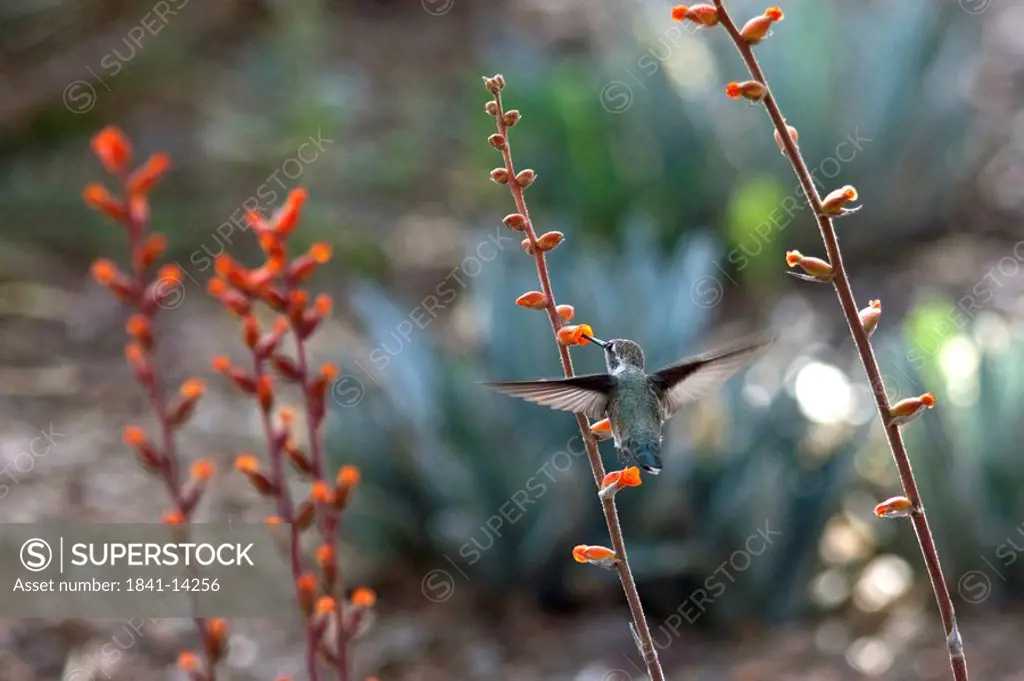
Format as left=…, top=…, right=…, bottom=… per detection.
left=650, top=335, right=772, bottom=417
left=485, top=374, right=616, bottom=420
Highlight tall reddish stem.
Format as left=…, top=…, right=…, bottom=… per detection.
left=490, top=86, right=666, bottom=681
left=710, top=3, right=968, bottom=679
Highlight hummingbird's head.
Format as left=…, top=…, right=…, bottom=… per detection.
left=602, top=338, right=645, bottom=372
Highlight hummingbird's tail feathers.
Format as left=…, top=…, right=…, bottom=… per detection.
left=621, top=439, right=663, bottom=476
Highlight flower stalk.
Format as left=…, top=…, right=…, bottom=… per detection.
left=702, top=3, right=969, bottom=678
left=483, top=74, right=666, bottom=681
left=85, top=126, right=222, bottom=681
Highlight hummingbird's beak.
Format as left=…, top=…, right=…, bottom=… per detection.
left=582, top=333, right=609, bottom=348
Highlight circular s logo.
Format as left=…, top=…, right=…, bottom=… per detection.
left=21, top=538, right=53, bottom=572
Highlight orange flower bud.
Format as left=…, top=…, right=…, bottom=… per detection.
left=725, top=80, right=767, bottom=102
left=204, top=618, right=229, bottom=662
left=741, top=6, right=784, bottom=44
left=889, top=393, right=935, bottom=427
left=515, top=291, right=548, bottom=310
left=296, top=572, right=318, bottom=615
left=488, top=134, right=507, bottom=151
left=180, top=378, right=206, bottom=400
left=275, top=188, right=307, bottom=237
left=521, top=237, right=535, bottom=255
left=316, top=544, right=335, bottom=566
left=235, top=454, right=260, bottom=474
left=820, top=185, right=861, bottom=217
left=874, top=495, right=915, bottom=519
left=157, top=263, right=184, bottom=285
left=311, top=481, right=334, bottom=504
left=490, top=168, right=510, bottom=184
left=351, top=587, right=377, bottom=608
left=315, top=596, right=336, bottom=615
left=515, top=169, right=536, bottom=188
left=671, top=4, right=719, bottom=26
left=164, top=510, right=186, bottom=525
left=126, top=153, right=170, bottom=196
left=190, top=458, right=215, bottom=482
left=773, top=123, right=799, bottom=156
left=257, top=374, right=274, bottom=412
left=123, top=425, right=147, bottom=447
left=571, top=544, right=618, bottom=569
left=338, top=465, right=361, bottom=487
left=126, top=314, right=152, bottom=349
left=503, top=213, right=527, bottom=231
left=859, top=299, right=882, bottom=337
left=785, top=250, right=834, bottom=282
left=90, top=126, right=132, bottom=174
left=91, top=258, right=119, bottom=286
left=314, top=294, right=333, bottom=317
left=211, top=355, right=232, bottom=373
left=556, top=304, right=575, bottom=321
left=177, top=651, right=200, bottom=672
left=535, top=231, right=564, bottom=252
left=599, top=466, right=642, bottom=499
left=83, top=183, right=127, bottom=221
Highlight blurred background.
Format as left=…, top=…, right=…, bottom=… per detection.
left=3, top=0, right=1024, bottom=679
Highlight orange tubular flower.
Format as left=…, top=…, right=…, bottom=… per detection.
left=874, top=495, right=915, bottom=519
left=190, top=458, right=216, bottom=482
left=572, top=544, right=619, bottom=569
left=83, top=183, right=127, bottom=221
left=725, top=81, right=767, bottom=102
left=786, top=250, right=834, bottom=283
left=889, top=393, right=936, bottom=427
left=589, top=417, right=613, bottom=441
left=820, top=185, right=861, bottom=217
left=274, top=188, right=308, bottom=238
left=740, top=6, right=784, bottom=45
left=859, top=299, right=882, bottom=337
left=556, top=323, right=595, bottom=346
left=127, top=153, right=171, bottom=196
left=600, top=466, right=642, bottom=499
left=91, top=126, right=132, bottom=174
left=351, top=587, right=377, bottom=609
left=671, top=4, right=719, bottom=27
left=515, top=291, right=548, bottom=310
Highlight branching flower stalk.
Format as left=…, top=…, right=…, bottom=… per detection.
left=482, top=75, right=667, bottom=681
left=673, top=4, right=969, bottom=679
left=209, top=196, right=372, bottom=681
left=85, top=126, right=227, bottom=681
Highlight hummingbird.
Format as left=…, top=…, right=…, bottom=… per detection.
left=486, top=333, right=771, bottom=475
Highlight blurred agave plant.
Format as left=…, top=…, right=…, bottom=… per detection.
left=326, top=225, right=873, bottom=625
